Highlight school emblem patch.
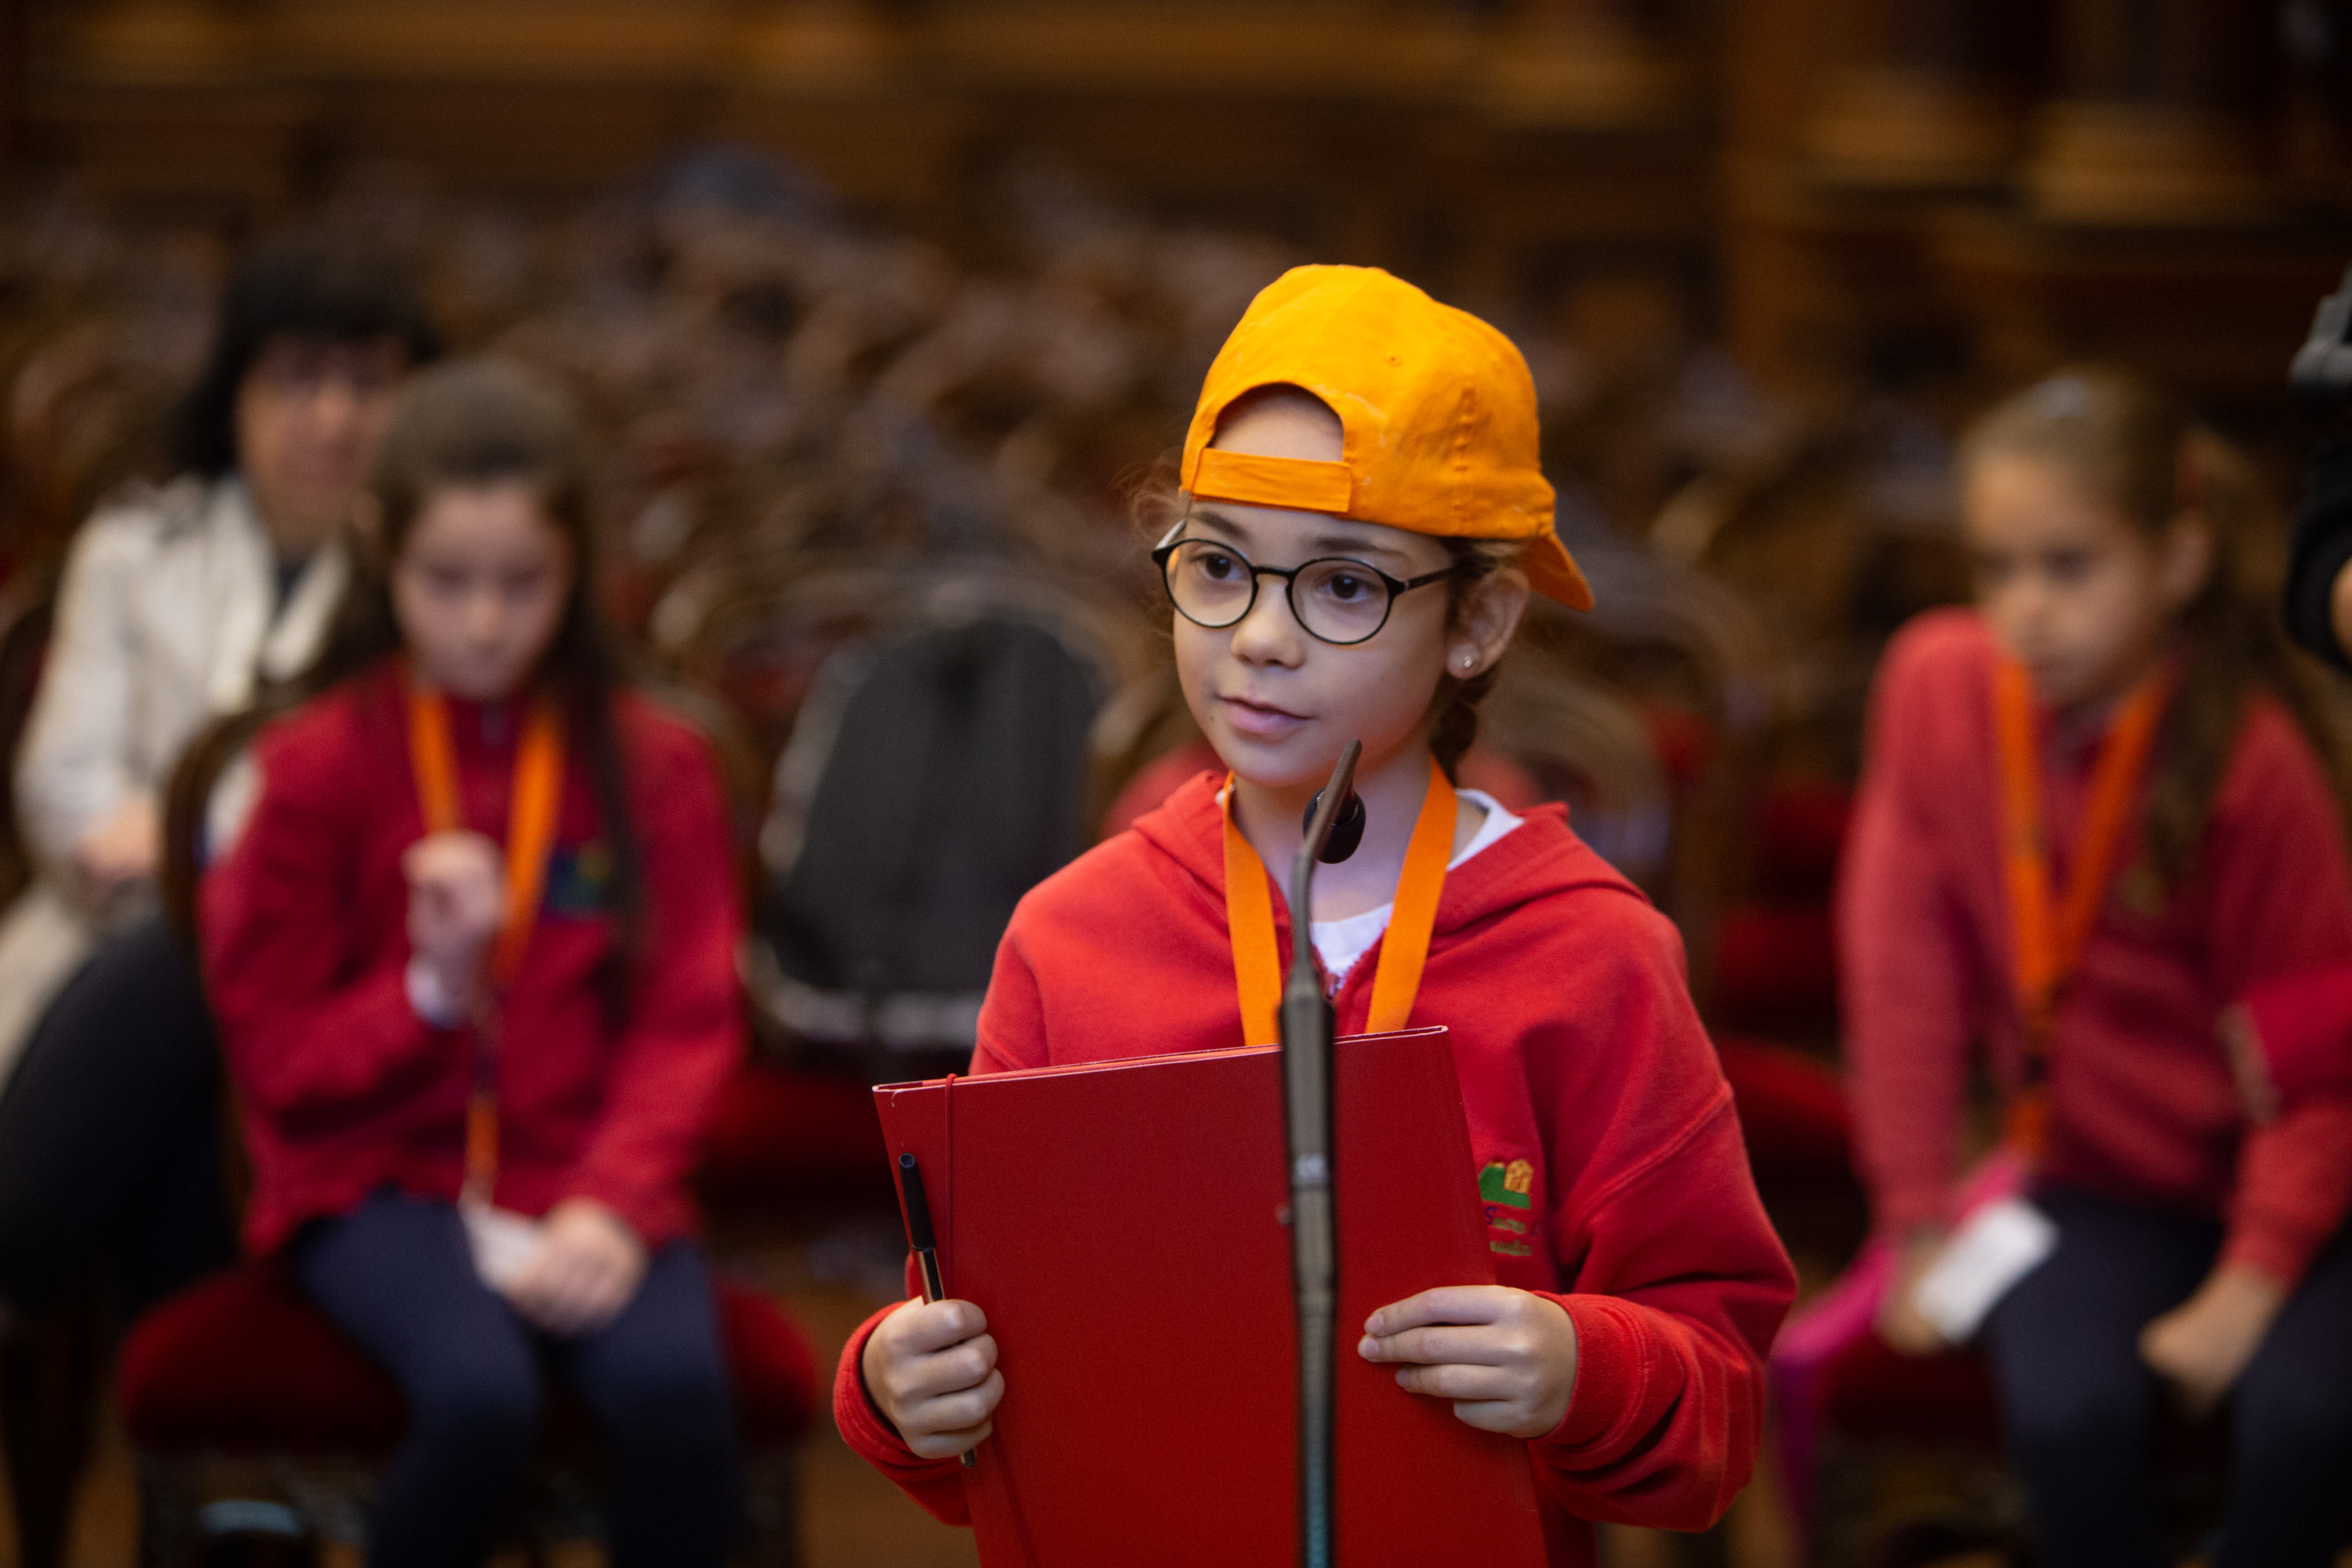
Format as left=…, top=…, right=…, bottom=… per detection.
left=1478, top=1159, right=1536, bottom=1258
left=543, top=841, right=613, bottom=916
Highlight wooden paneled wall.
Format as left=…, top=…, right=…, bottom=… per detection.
left=1727, top=0, right=2352, bottom=417
left=9, top=2, right=1715, bottom=291
left=7, top=0, right=2351, bottom=412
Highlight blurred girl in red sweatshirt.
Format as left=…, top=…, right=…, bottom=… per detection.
left=201, top=361, right=744, bottom=1568
left=833, top=265, right=1795, bottom=1564
left=1846, top=367, right=2352, bottom=1566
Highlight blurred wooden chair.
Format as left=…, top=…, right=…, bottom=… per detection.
left=1711, top=778, right=1852, bottom=1040
left=117, top=1263, right=817, bottom=1568
left=6, top=318, right=185, bottom=572
left=0, top=561, right=78, bottom=1568
left=739, top=562, right=1116, bottom=1087
left=0, top=565, right=58, bottom=909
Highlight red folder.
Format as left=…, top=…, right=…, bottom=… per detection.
left=874, top=1027, right=1548, bottom=1567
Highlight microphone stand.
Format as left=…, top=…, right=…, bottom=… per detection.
left=1282, top=739, right=1362, bottom=1568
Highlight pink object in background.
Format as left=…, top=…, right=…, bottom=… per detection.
left=1768, top=1149, right=2025, bottom=1544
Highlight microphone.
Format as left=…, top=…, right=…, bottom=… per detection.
left=1282, top=739, right=1361, bottom=1568
left=1302, top=786, right=1366, bottom=864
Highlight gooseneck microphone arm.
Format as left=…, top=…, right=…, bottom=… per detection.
left=1282, top=739, right=1362, bottom=1568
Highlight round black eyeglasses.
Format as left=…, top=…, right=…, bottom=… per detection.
left=1151, top=532, right=1460, bottom=647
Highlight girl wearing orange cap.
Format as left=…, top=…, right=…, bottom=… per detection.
left=833, top=266, right=1795, bottom=1560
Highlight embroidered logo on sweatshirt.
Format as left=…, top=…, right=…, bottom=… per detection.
left=543, top=842, right=612, bottom=916
left=1478, top=1159, right=1536, bottom=1258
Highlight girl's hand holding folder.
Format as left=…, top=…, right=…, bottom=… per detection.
left=864, top=1298, right=1003, bottom=1459
left=1359, top=1286, right=1578, bottom=1439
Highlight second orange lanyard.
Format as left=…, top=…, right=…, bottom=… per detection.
left=1222, top=757, right=1456, bottom=1047
left=1992, top=659, right=2169, bottom=1161
left=406, top=675, right=567, bottom=1202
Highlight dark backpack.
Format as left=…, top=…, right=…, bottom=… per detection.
left=747, top=601, right=1106, bottom=1077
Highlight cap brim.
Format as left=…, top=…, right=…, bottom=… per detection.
left=1522, top=532, right=1594, bottom=612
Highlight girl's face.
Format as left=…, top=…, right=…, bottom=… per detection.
left=1963, top=454, right=2209, bottom=712
left=1171, top=397, right=1520, bottom=793
left=392, top=481, right=574, bottom=703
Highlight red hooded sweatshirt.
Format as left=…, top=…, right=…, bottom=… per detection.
left=833, top=771, right=1796, bottom=1563
left=202, top=659, right=744, bottom=1255
left=1841, top=610, right=2352, bottom=1283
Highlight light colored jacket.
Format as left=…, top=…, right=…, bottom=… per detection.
left=0, top=475, right=346, bottom=1082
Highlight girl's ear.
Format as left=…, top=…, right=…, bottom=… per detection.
left=1450, top=567, right=1531, bottom=678
left=2156, top=510, right=2215, bottom=615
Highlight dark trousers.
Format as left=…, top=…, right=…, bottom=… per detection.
left=294, top=1191, right=741, bottom=1568
left=1981, top=1184, right=2352, bottom=1568
left=0, top=913, right=235, bottom=1319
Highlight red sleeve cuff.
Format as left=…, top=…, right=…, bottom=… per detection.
left=830, top=1301, right=971, bottom=1525
left=832, top=1306, right=909, bottom=1457
left=2225, top=1102, right=2352, bottom=1291
left=1541, top=1294, right=1657, bottom=1456
left=2220, top=1193, right=2335, bottom=1290
left=2217, top=1233, right=2307, bottom=1291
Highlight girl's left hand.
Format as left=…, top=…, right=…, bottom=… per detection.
left=506, top=1198, right=648, bottom=1338
left=1359, top=1286, right=1578, bottom=1439
left=2138, top=1262, right=2288, bottom=1415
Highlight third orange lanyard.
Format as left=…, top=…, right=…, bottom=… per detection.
left=405, top=673, right=567, bottom=1201
left=1992, top=659, right=2169, bottom=1160
left=1222, top=757, right=1456, bottom=1047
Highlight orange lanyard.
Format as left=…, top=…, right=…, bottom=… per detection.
left=405, top=673, right=567, bottom=1200
left=1222, top=757, right=1455, bottom=1047
left=1992, top=659, right=2169, bottom=1160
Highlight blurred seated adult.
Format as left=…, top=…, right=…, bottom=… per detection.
left=0, top=232, right=436, bottom=1331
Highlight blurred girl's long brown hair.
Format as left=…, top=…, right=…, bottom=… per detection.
left=1959, top=366, right=2352, bottom=891
left=167, top=359, right=647, bottom=1004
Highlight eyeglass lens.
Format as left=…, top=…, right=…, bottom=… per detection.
left=1163, top=539, right=1394, bottom=644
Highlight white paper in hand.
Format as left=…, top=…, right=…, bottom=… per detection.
left=1912, top=1196, right=2058, bottom=1344
left=461, top=1201, right=546, bottom=1292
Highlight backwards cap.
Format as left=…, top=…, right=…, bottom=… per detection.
left=1180, top=264, right=1590, bottom=611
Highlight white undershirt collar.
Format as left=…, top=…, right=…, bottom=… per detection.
left=1308, top=789, right=1523, bottom=988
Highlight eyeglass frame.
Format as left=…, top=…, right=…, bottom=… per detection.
left=1149, top=518, right=1463, bottom=647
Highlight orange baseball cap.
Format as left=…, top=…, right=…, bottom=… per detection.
left=1180, top=264, right=1591, bottom=611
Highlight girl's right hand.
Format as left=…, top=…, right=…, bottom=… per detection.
left=403, top=830, right=504, bottom=1003
left=861, top=1297, right=1002, bottom=1459
left=1877, top=1225, right=1952, bottom=1356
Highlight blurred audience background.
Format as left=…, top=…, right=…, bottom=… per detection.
left=0, top=2, right=2347, bottom=1566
